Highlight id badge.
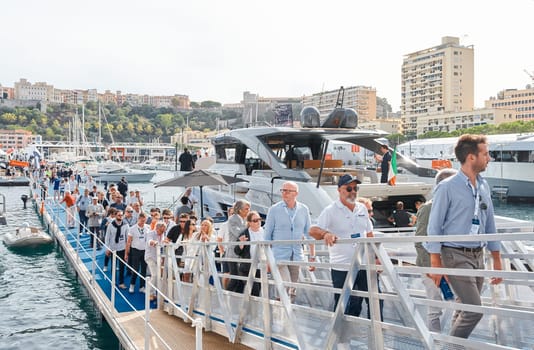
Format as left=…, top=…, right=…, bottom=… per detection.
left=470, top=218, right=480, bottom=234
left=351, top=233, right=360, bottom=247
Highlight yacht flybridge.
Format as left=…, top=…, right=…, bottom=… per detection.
left=196, top=107, right=434, bottom=227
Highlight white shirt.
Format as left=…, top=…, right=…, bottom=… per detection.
left=248, top=227, right=264, bottom=260
left=126, top=195, right=139, bottom=206
left=128, top=223, right=149, bottom=250
left=145, top=229, right=164, bottom=262
left=316, top=200, right=373, bottom=270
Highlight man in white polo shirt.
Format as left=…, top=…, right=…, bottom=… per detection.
left=310, top=174, right=377, bottom=318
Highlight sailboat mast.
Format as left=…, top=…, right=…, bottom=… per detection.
left=98, top=101, right=102, bottom=156
left=82, top=104, right=86, bottom=156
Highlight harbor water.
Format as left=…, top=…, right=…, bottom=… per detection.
left=0, top=186, right=118, bottom=350
left=0, top=170, right=531, bottom=349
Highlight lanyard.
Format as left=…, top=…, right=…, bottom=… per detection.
left=468, top=180, right=481, bottom=219
left=284, top=204, right=297, bottom=236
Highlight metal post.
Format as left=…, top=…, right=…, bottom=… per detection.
left=145, top=281, right=151, bottom=350
left=193, top=318, right=203, bottom=350
left=91, top=241, right=97, bottom=285
left=175, top=142, right=178, bottom=171
left=111, top=252, right=116, bottom=310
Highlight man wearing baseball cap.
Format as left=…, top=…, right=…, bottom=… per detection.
left=310, top=174, right=382, bottom=324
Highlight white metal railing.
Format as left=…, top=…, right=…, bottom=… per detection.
left=36, top=192, right=203, bottom=350
left=159, top=231, right=534, bottom=350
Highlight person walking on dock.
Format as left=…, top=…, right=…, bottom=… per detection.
left=225, top=200, right=250, bottom=293
left=117, top=176, right=128, bottom=198
left=426, top=134, right=503, bottom=339
left=264, top=181, right=315, bottom=302
left=87, top=196, right=105, bottom=249
left=310, top=174, right=377, bottom=318
left=125, top=212, right=149, bottom=294
left=105, top=210, right=129, bottom=289
left=76, top=188, right=91, bottom=235
left=414, top=168, right=457, bottom=332
left=145, top=221, right=167, bottom=301
left=60, top=190, right=77, bottom=228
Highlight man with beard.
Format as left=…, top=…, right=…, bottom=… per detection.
left=426, top=134, right=503, bottom=339
left=104, top=210, right=129, bottom=289
left=310, top=174, right=378, bottom=319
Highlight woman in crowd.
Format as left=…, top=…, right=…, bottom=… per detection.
left=234, top=211, right=264, bottom=296
left=225, top=200, right=250, bottom=293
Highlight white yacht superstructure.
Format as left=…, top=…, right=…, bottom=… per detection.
left=397, top=134, right=534, bottom=200
left=195, top=125, right=433, bottom=227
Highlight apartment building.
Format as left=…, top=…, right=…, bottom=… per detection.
left=302, top=86, right=377, bottom=121
left=485, top=87, right=534, bottom=120
left=359, top=119, right=402, bottom=135
left=0, top=129, right=41, bottom=150
left=401, top=36, right=474, bottom=137
left=414, top=108, right=515, bottom=136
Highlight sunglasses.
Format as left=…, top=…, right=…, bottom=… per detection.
left=250, top=218, right=261, bottom=223
left=344, top=185, right=359, bottom=192
left=179, top=220, right=187, bottom=223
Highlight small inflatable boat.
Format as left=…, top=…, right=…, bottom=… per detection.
left=3, top=223, right=53, bottom=248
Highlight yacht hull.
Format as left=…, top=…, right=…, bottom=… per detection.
left=92, top=172, right=155, bottom=183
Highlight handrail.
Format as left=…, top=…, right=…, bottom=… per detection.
left=37, top=192, right=203, bottom=350
left=160, top=231, right=534, bottom=349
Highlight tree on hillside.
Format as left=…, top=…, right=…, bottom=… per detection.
left=200, top=101, right=221, bottom=108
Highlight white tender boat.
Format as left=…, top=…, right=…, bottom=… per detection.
left=88, top=162, right=156, bottom=183
left=3, top=224, right=53, bottom=247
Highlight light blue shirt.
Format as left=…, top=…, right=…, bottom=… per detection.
left=425, top=170, right=499, bottom=253
left=263, top=200, right=311, bottom=261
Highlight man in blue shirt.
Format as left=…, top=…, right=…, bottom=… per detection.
left=426, top=134, right=503, bottom=339
left=264, top=181, right=315, bottom=302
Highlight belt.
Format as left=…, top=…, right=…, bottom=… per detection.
left=443, top=245, right=483, bottom=253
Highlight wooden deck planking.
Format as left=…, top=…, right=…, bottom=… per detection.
left=118, top=309, right=252, bottom=350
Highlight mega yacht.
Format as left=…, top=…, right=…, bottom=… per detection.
left=194, top=107, right=434, bottom=227
left=397, top=133, right=534, bottom=200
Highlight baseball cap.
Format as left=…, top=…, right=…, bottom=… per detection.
left=338, top=174, right=362, bottom=187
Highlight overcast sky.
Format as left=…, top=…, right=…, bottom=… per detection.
left=2, top=0, right=533, bottom=111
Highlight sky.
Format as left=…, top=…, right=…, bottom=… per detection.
left=1, top=0, right=533, bottom=111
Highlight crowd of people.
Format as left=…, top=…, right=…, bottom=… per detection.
left=31, top=133, right=503, bottom=341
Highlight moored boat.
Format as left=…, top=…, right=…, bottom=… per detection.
left=397, top=133, right=534, bottom=200
left=87, top=162, right=156, bottom=183
left=191, top=109, right=433, bottom=226
left=3, top=223, right=53, bottom=248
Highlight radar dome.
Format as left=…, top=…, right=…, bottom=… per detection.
left=300, top=106, right=321, bottom=127
left=342, top=108, right=358, bottom=128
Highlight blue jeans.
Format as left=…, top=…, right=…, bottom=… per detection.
left=331, top=269, right=384, bottom=319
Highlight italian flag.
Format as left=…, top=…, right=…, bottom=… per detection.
left=388, top=147, right=397, bottom=186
